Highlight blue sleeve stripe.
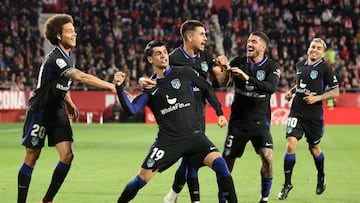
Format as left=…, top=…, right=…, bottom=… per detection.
left=120, top=90, right=148, bottom=115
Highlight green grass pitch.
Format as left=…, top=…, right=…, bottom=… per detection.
left=0, top=123, right=359, bottom=202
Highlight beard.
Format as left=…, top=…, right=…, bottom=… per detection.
left=246, top=49, right=259, bottom=59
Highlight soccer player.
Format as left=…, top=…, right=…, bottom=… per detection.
left=17, top=14, right=116, bottom=203
left=220, top=31, right=280, bottom=203
left=114, top=40, right=237, bottom=203
left=140, top=19, right=230, bottom=203
left=278, top=38, right=339, bottom=200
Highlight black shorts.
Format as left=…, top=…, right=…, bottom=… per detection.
left=286, top=116, right=324, bottom=145
left=222, top=120, right=273, bottom=158
left=21, top=108, right=73, bottom=149
left=141, top=131, right=218, bottom=172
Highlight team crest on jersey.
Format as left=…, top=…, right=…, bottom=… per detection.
left=286, top=126, right=293, bottom=134
left=200, top=61, right=209, bottom=72
left=223, top=148, right=231, bottom=156
left=146, top=158, right=155, bottom=168
left=56, top=58, right=67, bottom=69
left=31, top=137, right=39, bottom=146
left=310, top=70, right=318, bottom=79
left=256, top=70, right=266, bottom=81
left=171, top=79, right=181, bottom=89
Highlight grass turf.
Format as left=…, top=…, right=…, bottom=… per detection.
left=0, top=123, right=359, bottom=202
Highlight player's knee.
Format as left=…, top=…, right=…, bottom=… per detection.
left=204, top=151, right=222, bottom=166
left=212, top=157, right=230, bottom=177
left=25, top=148, right=41, bottom=166
left=60, top=152, right=74, bottom=164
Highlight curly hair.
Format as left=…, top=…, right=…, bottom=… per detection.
left=44, top=14, right=73, bottom=45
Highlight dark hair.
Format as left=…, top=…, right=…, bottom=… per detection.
left=44, top=14, right=73, bottom=45
left=144, top=40, right=167, bottom=57
left=180, top=20, right=204, bottom=39
left=250, top=31, right=270, bottom=49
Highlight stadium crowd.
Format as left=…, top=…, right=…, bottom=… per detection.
left=1, top=0, right=360, bottom=92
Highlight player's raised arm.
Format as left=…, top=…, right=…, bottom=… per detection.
left=114, top=71, right=149, bottom=115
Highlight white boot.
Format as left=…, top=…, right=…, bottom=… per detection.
left=163, top=188, right=178, bottom=203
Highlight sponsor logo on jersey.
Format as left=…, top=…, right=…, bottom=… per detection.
left=245, top=82, right=255, bottom=91
left=166, top=95, right=177, bottom=105
left=299, top=79, right=307, bottom=88
left=265, top=142, right=273, bottom=147
left=56, top=83, right=70, bottom=91
left=56, top=58, right=67, bottom=69
left=160, top=95, right=191, bottom=115
left=210, top=146, right=217, bottom=151
left=333, top=75, right=338, bottom=83
left=273, top=68, right=281, bottom=77
left=313, top=139, right=321, bottom=144
left=151, top=87, right=159, bottom=95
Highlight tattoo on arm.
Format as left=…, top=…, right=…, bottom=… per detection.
left=319, top=87, right=339, bottom=100
left=64, top=68, right=82, bottom=79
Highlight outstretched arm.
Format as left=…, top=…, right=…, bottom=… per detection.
left=64, top=68, right=116, bottom=93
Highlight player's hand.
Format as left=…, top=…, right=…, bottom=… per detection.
left=214, top=55, right=231, bottom=72
left=217, top=115, right=228, bottom=128
left=114, top=71, right=125, bottom=86
left=139, top=77, right=157, bottom=89
left=303, top=93, right=320, bottom=104
left=285, top=91, right=293, bottom=101
left=230, top=67, right=249, bottom=81
left=67, top=104, right=79, bottom=119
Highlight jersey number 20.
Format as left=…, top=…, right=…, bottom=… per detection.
left=30, top=124, right=46, bottom=139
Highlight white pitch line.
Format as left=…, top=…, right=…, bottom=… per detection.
left=0, top=128, right=21, bottom=134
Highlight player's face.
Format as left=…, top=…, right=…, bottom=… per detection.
left=246, top=34, right=266, bottom=61
left=188, top=26, right=207, bottom=52
left=148, top=46, right=169, bottom=70
left=58, top=22, right=77, bottom=50
left=307, top=41, right=325, bottom=62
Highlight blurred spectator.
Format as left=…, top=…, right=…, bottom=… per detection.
left=1, top=0, right=360, bottom=93
left=223, top=29, right=233, bottom=57
left=111, top=100, right=122, bottom=122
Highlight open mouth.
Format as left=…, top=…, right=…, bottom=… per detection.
left=247, top=47, right=254, bottom=53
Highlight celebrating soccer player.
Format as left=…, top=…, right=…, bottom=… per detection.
left=114, top=40, right=237, bottom=203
